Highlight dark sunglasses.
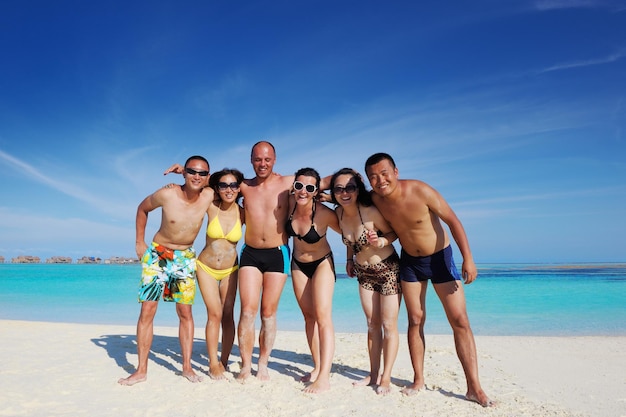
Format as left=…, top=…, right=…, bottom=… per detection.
left=333, top=184, right=358, bottom=194
left=293, top=181, right=317, bottom=193
left=185, top=167, right=209, bottom=177
left=218, top=181, right=240, bottom=191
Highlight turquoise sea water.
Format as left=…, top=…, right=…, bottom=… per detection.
left=2, top=263, right=625, bottom=336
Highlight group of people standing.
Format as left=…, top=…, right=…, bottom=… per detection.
left=117, top=141, right=494, bottom=407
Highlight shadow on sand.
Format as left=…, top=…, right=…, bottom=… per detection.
left=91, top=333, right=410, bottom=388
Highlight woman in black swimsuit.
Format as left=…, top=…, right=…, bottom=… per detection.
left=286, top=167, right=341, bottom=393
left=330, top=167, right=401, bottom=395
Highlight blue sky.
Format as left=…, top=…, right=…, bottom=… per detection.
left=1, top=0, right=625, bottom=263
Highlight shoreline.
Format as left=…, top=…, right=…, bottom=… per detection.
left=2, top=319, right=624, bottom=417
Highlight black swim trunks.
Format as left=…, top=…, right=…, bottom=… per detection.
left=239, top=244, right=290, bottom=274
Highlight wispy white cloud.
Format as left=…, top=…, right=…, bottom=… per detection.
left=538, top=49, right=626, bottom=73
left=0, top=149, right=134, bottom=218
left=269, top=85, right=602, bottom=185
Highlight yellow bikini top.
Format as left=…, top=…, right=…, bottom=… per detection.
left=206, top=206, right=242, bottom=243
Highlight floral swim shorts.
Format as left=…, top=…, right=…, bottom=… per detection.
left=138, top=242, right=196, bottom=304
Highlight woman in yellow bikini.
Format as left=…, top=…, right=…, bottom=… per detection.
left=196, top=168, right=245, bottom=380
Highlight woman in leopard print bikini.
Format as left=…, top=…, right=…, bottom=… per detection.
left=329, top=167, right=401, bottom=396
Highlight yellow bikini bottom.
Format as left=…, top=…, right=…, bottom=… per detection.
left=196, top=260, right=238, bottom=281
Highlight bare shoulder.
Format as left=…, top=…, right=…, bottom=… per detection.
left=317, top=201, right=337, bottom=217
left=400, top=179, right=438, bottom=200
left=278, top=173, right=295, bottom=186
left=200, top=186, right=215, bottom=200
left=360, top=204, right=379, bottom=216
left=243, top=174, right=293, bottom=189
left=268, top=173, right=294, bottom=192
left=403, top=178, right=429, bottom=191
left=316, top=201, right=339, bottom=231
left=152, top=184, right=180, bottom=201
left=361, top=204, right=386, bottom=222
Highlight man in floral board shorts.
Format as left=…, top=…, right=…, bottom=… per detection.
left=118, top=155, right=215, bottom=386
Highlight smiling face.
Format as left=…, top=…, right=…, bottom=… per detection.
left=183, top=158, right=210, bottom=191
left=293, top=174, right=318, bottom=205
left=332, top=174, right=359, bottom=207
left=250, top=142, right=276, bottom=179
left=365, top=158, right=398, bottom=198
left=216, top=173, right=240, bottom=203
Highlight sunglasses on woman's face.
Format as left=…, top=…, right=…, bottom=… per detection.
left=293, top=181, right=317, bottom=193
left=333, top=184, right=358, bottom=194
left=217, top=182, right=240, bottom=191
left=185, top=167, right=209, bottom=177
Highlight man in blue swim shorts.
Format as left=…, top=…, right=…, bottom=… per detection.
left=366, top=152, right=494, bottom=407
left=399, top=245, right=462, bottom=284
left=118, top=155, right=215, bottom=387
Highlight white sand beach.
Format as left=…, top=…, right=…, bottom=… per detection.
left=1, top=320, right=624, bottom=417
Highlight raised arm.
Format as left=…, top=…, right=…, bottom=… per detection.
left=163, top=163, right=184, bottom=176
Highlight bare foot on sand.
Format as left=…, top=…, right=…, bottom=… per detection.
left=117, top=372, right=147, bottom=386
left=466, top=391, right=496, bottom=407
left=400, top=383, right=425, bottom=396
left=352, top=375, right=377, bottom=387
left=209, top=363, right=227, bottom=380
left=257, top=364, right=270, bottom=381
left=237, top=366, right=253, bottom=383
left=182, top=370, right=203, bottom=383
left=303, top=379, right=330, bottom=394
left=376, top=376, right=392, bottom=395
left=376, top=383, right=392, bottom=395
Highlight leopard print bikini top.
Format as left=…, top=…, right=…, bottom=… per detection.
left=340, top=205, right=370, bottom=254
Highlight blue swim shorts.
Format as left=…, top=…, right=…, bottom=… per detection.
left=399, top=245, right=461, bottom=284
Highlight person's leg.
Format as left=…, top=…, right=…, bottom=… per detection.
left=303, top=261, right=335, bottom=393
left=196, top=268, right=225, bottom=379
left=257, top=271, right=288, bottom=381
left=434, top=281, right=493, bottom=406
left=219, top=269, right=238, bottom=370
left=118, top=301, right=158, bottom=385
left=377, top=292, right=401, bottom=395
left=292, top=268, right=319, bottom=383
left=400, top=280, right=428, bottom=395
left=354, top=285, right=382, bottom=387
left=236, top=266, right=263, bottom=381
left=176, top=303, right=202, bottom=382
